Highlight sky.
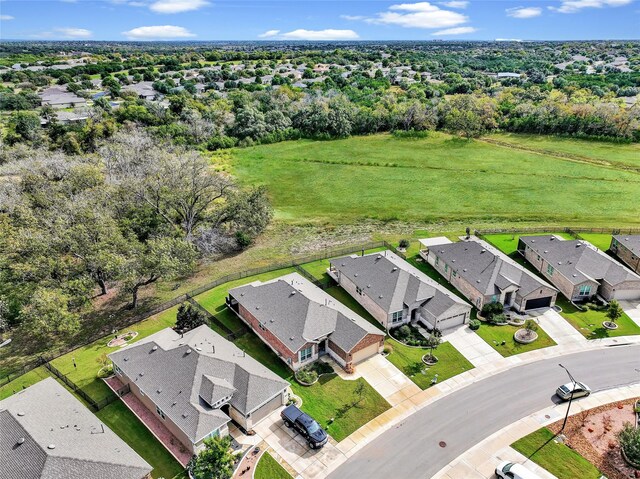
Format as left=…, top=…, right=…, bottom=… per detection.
left=0, top=0, right=638, bottom=41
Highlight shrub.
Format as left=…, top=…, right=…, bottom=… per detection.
left=524, top=319, right=539, bottom=332
left=617, top=422, right=640, bottom=465
left=296, top=368, right=318, bottom=384
left=489, top=313, right=508, bottom=325
left=399, top=239, right=410, bottom=249
left=313, top=361, right=334, bottom=375
left=468, top=319, right=481, bottom=330
left=235, top=231, right=252, bottom=249
left=481, top=302, right=504, bottom=320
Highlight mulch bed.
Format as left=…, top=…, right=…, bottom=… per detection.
left=548, top=398, right=640, bottom=479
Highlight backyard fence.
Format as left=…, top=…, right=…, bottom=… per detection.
left=43, top=360, right=119, bottom=411
left=2, top=239, right=404, bottom=389
left=475, top=226, right=640, bottom=247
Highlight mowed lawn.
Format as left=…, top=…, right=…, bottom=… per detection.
left=229, top=132, right=640, bottom=225
left=255, top=452, right=292, bottom=479
left=512, top=427, right=601, bottom=479
left=575, top=233, right=613, bottom=251
left=487, top=133, right=640, bottom=170
left=483, top=232, right=573, bottom=255
left=474, top=323, right=556, bottom=357
left=0, top=365, right=51, bottom=400
left=556, top=298, right=640, bottom=339
left=384, top=338, right=473, bottom=390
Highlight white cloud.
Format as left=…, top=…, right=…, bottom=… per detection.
left=278, top=29, right=360, bottom=40
left=340, top=14, right=367, bottom=20
left=365, top=2, right=469, bottom=29
left=258, top=29, right=280, bottom=38
left=549, top=0, right=631, bottom=13
left=440, top=1, right=469, bottom=8
left=149, top=0, right=208, bottom=14
left=56, top=27, right=92, bottom=38
left=432, top=26, right=477, bottom=35
left=122, top=25, right=196, bottom=39
left=506, top=6, right=542, bottom=18
left=0, top=15, right=14, bottom=20
left=495, top=38, right=523, bottom=42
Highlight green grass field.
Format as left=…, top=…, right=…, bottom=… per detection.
left=228, top=133, right=640, bottom=226
left=255, top=452, right=292, bottom=479
left=512, top=427, right=601, bottom=479
left=96, top=401, right=186, bottom=479
left=0, top=366, right=51, bottom=400
left=483, top=232, right=573, bottom=255
left=575, top=233, right=612, bottom=251
left=556, top=298, right=640, bottom=339
left=474, top=323, right=556, bottom=357
left=384, top=339, right=473, bottom=390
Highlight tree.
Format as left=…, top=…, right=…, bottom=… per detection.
left=606, top=299, right=623, bottom=324
left=424, top=334, right=441, bottom=361
left=442, top=95, right=497, bottom=139
left=176, top=303, right=206, bottom=332
left=19, top=288, right=81, bottom=342
left=6, top=111, right=42, bottom=145
left=123, top=237, right=197, bottom=309
left=189, top=436, right=234, bottom=479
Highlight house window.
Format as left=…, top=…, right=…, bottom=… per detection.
left=299, top=346, right=313, bottom=362
left=139, top=389, right=145, bottom=397
left=444, top=264, right=448, bottom=272
left=546, top=264, right=554, bottom=276
left=156, top=405, right=165, bottom=419
left=537, top=254, right=541, bottom=261
left=579, top=285, right=591, bottom=296
left=435, top=256, right=439, bottom=266
left=452, top=270, right=457, bottom=278
left=113, top=363, right=122, bottom=375
left=491, top=295, right=498, bottom=303
left=391, top=311, right=403, bottom=323
left=207, top=429, right=219, bottom=439
left=476, top=297, right=481, bottom=307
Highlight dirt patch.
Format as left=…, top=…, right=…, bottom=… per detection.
left=548, top=398, right=640, bottom=479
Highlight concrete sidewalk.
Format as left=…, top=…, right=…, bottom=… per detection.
left=433, top=382, right=640, bottom=479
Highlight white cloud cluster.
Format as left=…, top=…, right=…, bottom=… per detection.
left=0, top=15, right=14, bottom=20
left=439, top=1, right=469, bottom=8
left=122, top=25, right=196, bottom=39
left=361, top=2, right=470, bottom=30
left=506, top=6, right=542, bottom=18
left=432, top=26, right=476, bottom=35
left=56, top=27, right=92, bottom=38
left=550, top=0, right=631, bottom=13
left=259, top=29, right=359, bottom=40
left=149, top=0, right=209, bottom=14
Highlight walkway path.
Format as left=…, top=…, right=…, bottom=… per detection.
left=433, top=382, right=640, bottom=479
left=442, top=326, right=503, bottom=366
left=531, top=309, right=587, bottom=347
left=327, top=354, right=421, bottom=406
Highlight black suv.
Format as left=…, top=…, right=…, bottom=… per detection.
left=281, top=405, right=328, bottom=449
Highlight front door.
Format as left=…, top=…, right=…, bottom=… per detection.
left=318, top=339, right=327, bottom=355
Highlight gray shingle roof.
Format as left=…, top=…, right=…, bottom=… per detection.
left=0, top=378, right=151, bottom=479
left=520, top=235, right=640, bottom=286
left=229, top=273, right=383, bottom=354
left=431, top=239, right=556, bottom=297
left=109, top=325, right=288, bottom=444
left=330, top=252, right=470, bottom=319
left=614, top=235, right=640, bottom=256
left=38, top=87, right=86, bottom=105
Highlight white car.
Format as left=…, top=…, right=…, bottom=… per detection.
left=495, top=461, right=542, bottom=479
left=556, top=381, right=591, bottom=401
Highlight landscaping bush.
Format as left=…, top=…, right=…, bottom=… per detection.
left=481, top=302, right=504, bottom=320
left=617, top=422, right=640, bottom=465
left=399, top=239, right=410, bottom=249
left=487, top=313, right=508, bottom=325
left=468, top=319, right=481, bottom=330
left=295, top=368, right=318, bottom=384
left=391, top=324, right=430, bottom=347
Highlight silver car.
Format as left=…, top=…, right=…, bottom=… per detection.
left=556, top=381, right=591, bottom=401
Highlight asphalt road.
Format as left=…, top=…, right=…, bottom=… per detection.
left=328, top=343, right=640, bottom=479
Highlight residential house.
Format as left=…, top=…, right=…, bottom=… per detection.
left=109, top=325, right=288, bottom=455
left=0, top=377, right=152, bottom=479
left=611, top=235, right=640, bottom=274
left=227, top=273, right=384, bottom=373
left=39, top=86, right=87, bottom=108
left=519, top=235, right=640, bottom=301
left=423, top=238, right=558, bottom=312
left=122, top=81, right=157, bottom=100
left=329, top=251, right=472, bottom=331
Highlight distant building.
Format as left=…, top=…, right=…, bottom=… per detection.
left=39, top=87, right=86, bottom=109
left=0, top=378, right=151, bottom=479
left=610, top=235, right=640, bottom=274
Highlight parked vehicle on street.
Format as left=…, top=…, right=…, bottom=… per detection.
left=281, top=404, right=328, bottom=449
left=495, top=461, right=542, bottom=479
left=556, top=381, right=591, bottom=401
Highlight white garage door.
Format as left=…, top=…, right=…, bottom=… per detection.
left=613, top=290, right=640, bottom=301
left=351, top=342, right=380, bottom=364
left=435, top=313, right=468, bottom=331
